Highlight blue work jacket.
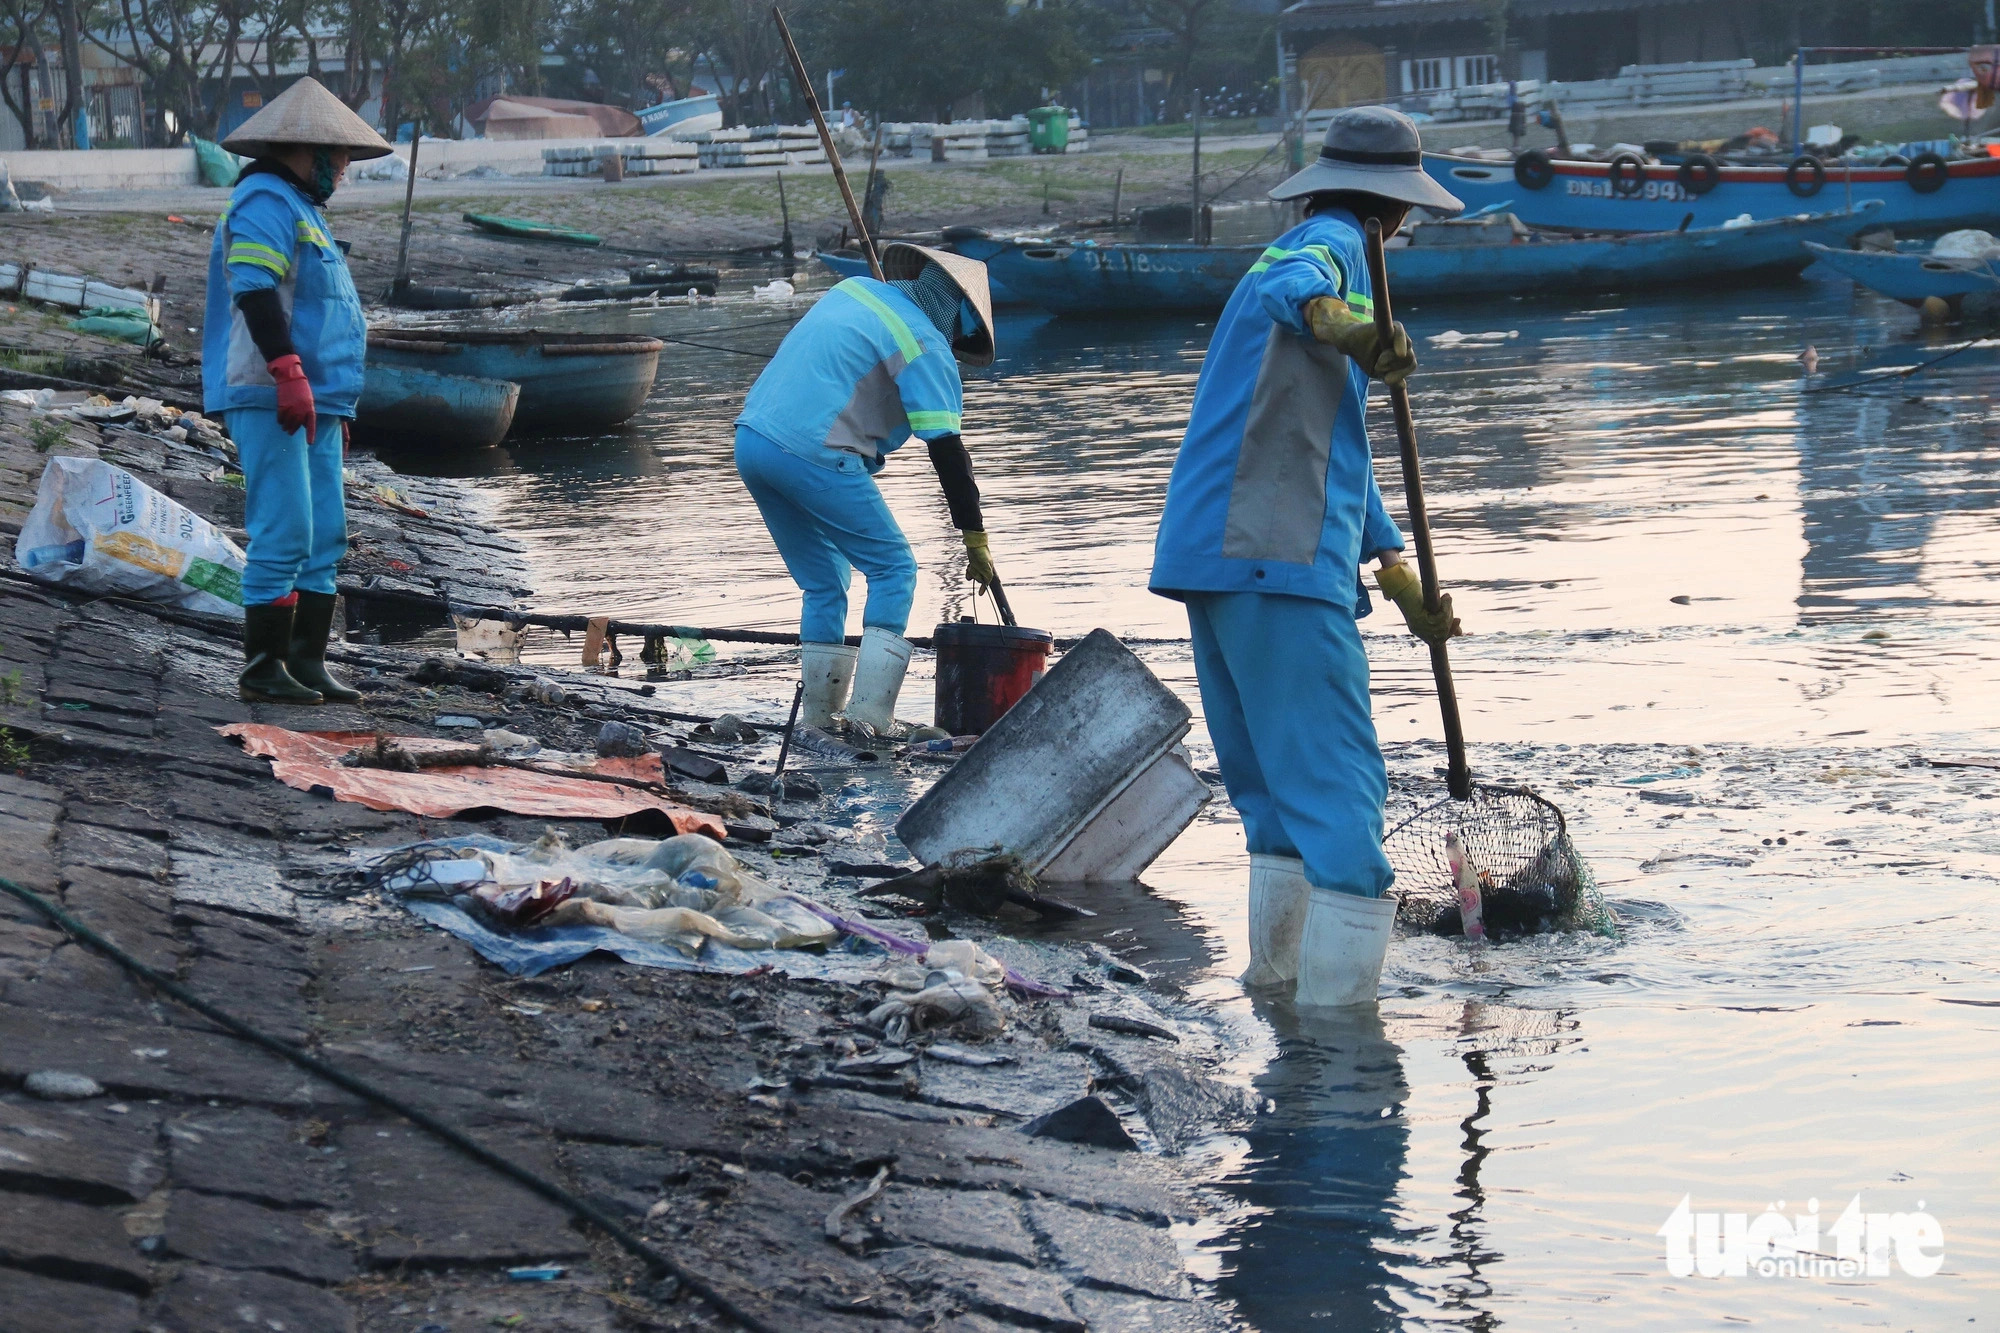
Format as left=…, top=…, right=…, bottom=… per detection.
left=735, top=277, right=964, bottom=473
left=201, top=171, right=367, bottom=417
left=1149, top=208, right=1405, bottom=615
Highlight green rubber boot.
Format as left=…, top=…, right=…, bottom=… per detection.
left=241, top=601, right=322, bottom=704
left=287, top=591, right=362, bottom=704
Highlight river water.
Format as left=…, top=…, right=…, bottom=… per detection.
left=379, top=265, right=2000, bottom=1329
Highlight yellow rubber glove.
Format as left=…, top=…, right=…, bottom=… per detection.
left=962, top=531, right=997, bottom=589
left=1375, top=561, right=1462, bottom=645
left=1304, top=297, right=1417, bottom=386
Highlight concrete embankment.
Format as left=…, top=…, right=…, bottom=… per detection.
left=0, top=392, right=1249, bottom=1330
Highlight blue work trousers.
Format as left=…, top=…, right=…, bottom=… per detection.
left=1186, top=591, right=1394, bottom=899
left=734, top=426, right=917, bottom=644
left=226, top=408, right=347, bottom=606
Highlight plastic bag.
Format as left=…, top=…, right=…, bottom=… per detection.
left=15, top=456, right=245, bottom=617
left=191, top=135, right=241, bottom=187
left=68, top=305, right=161, bottom=348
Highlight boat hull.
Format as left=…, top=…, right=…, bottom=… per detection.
left=366, top=331, right=662, bottom=433
left=816, top=232, right=1025, bottom=304
left=637, top=94, right=722, bottom=137
left=1426, top=153, right=2000, bottom=235
left=355, top=364, right=520, bottom=449
left=984, top=207, right=1877, bottom=315
left=1804, top=242, right=2000, bottom=306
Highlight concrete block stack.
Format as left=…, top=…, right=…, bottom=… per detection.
left=540, top=141, right=698, bottom=177
left=987, top=117, right=1032, bottom=157
left=677, top=126, right=826, bottom=168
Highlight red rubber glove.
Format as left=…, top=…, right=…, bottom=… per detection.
left=268, top=354, right=315, bottom=435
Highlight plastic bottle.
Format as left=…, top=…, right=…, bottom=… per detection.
left=1445, top=832, right=1487, bottom=943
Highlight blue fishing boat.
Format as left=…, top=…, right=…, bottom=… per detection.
left=636, top=93, right=722, bottom=138
left=366, top=331, right=662, bottom=433
left=816, top=227, right=1027, bottom=304
left=1805, top=242, right=2000, bottom=314
left=983, top=205, right=1880, bottom=316
left=355, top=364, right=520, bottom=448
left=1425, top=151, right=2000, bottom=235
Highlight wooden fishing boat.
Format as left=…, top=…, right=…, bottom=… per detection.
left=462, top=213, right=603, bottom=246
left=365, top=331, right=662, bottom=432
left=983, top=204, right=1881, bottom=316
left=354, top=363, right=520, bottom=449
left=1805, top=242, right=2000, bottom=314
left=1426, top=151, right=2000, bottom=235
left=815, top=226, right=1027, bottom=304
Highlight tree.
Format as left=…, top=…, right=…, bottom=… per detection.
left=805, top=0, right=1094, bottom=123
left=83, top=0, right=248, bottom=141
left=550, top=0, right=703, bottom=108
left=1, top=0, right=54, bottom=147
left=1136, top=0, right=1269, bottom=121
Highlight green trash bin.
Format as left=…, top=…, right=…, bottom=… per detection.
left=1026, top=106, right=1070, bottom=155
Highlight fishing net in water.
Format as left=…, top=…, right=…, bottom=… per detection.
left=1384, top=786, right=1616, bottom=939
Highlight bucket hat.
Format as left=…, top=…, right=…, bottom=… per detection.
left=880, top=242, right=995, bottom=367
left=223, top=77, right=394, bottom=161
left=1270, top=105, right=1462, bottom=214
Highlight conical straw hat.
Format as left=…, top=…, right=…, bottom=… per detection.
left=880, top=242, right=995, bottom=368
left=222, top=77, right=394, bottom=161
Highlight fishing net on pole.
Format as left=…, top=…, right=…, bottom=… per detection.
left=1384, top=785, right=1616, bottom=939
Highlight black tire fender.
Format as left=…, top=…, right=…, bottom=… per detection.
left=1676, top=153, right=1721, bottom=195
left=1513, top=149, right=1555, bottom=191
left=1786, top=155, right=1826, bottom=198
left=1607, top=152, right=1647, bottom=197
left=1907, top=151, right=1949, bottom=195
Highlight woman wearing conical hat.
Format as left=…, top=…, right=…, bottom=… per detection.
left=201, top=77, right=392, bottom=704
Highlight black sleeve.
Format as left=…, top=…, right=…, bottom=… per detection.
left=925, top=433, right=984, bottom=532
left=234, top=288, right=295, bottom=362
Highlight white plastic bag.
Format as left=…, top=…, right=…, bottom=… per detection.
left=14, top=456, right=246, bottom=617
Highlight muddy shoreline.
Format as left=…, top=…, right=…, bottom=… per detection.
left=0, top=309, right=1253, bottom=1324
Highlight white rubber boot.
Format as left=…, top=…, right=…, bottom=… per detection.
left=843, top=627, right=913, bottom=732
left=799, top=642, right=858, bottom=729
left=1294, top=888, right=1397, bottom=1009
left=1240, top=854, right=1311, bottom=990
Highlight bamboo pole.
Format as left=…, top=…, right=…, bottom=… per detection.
left=771, top=6, right=880, bottom=278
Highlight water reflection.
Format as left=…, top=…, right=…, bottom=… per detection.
left=1228, top=1003, right=1410, bottom=1332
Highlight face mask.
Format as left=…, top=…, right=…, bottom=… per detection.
left=311, top=149, right=340, bottom=201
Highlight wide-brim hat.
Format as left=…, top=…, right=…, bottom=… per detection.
left=880, top=242, right=995, bottom=368
left=1271, top=106, right=1463, bottom=215
left=223, top=77, right=394, bottom=161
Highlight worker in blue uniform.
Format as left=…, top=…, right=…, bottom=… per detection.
left=1150, top=106, right=1466, bottom=1007
left=202, top=77, right=392, bottom=704
left=735, top=243, right=999, bottom=732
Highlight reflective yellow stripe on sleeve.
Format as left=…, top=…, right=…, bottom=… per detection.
left=833, top=280, right=924, bottom=365
left=294, top=219, right=331, bottom=249
left=906, top=410, right=962, bottom=432
left=226, top=241, right=291, bottom=274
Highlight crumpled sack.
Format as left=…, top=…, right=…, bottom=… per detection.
left=1931, top=229, right=2000, bottom=261
left=69, top=305, right=161, bottom=348
left=15, top=456, right=245, bottom=616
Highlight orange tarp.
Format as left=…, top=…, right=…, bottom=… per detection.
left=219, top=725, right=726, bottom=836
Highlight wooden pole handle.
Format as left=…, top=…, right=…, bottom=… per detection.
left=1364, top=217, right=1472, bottom=800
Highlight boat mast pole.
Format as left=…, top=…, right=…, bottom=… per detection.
left=1792, top=47, right=1804, bottom=156
left=1190, top=88, right=1201, bottom=245
left=773, top=5, right=881, bottom=278
left=394, top=118, right=421, bottom=296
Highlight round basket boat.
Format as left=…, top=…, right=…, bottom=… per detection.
left=366, top=330, right=663, bottom=433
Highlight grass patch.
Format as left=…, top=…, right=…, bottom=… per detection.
left=29, top=417, right=70, bottom=452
